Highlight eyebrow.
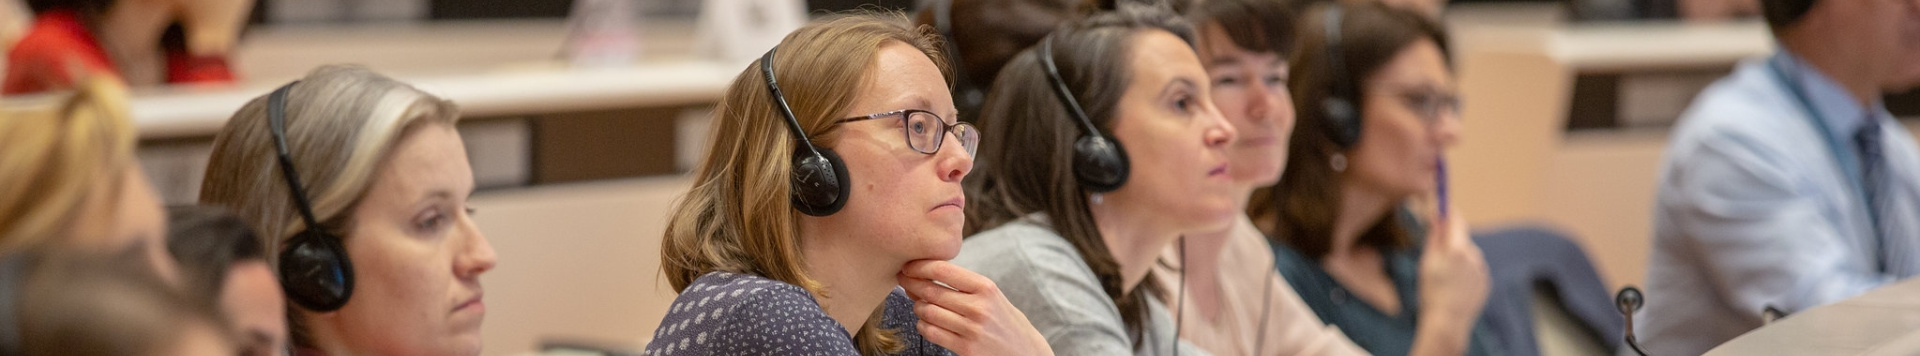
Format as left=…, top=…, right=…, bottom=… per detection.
left=1162, top=77, right=1199, bottom=98
left=413, top=190, right=462, bottom=210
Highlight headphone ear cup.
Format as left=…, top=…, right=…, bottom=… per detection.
left=1073, top=134, right=1130, bottom=193
left=791, top=148, right=851, bottom=217
left=1322, top=97, right=1361, bottom=149
left=278, top=230, right=354, bottom=312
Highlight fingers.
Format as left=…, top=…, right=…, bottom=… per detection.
left=916, top=320, right=966, bottom=354
left=899, top=274, right=956, bottom=304
left=914, top=300, right=980, bottom=337
left=901, top=260, right=997, bottom=294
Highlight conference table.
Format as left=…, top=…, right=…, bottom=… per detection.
left=1705, top=278, right=1920, bottom=355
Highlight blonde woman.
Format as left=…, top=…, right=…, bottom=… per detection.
left=201, top=65, right=497, bottom=356
left=0, top=77, right=175, bottom=279
left=0, top=78, right=229, bottom=356
left=649, top=12, right=1049, bottom=356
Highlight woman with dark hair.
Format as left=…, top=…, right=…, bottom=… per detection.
left=1250, top=2, right=1497, bottom=356
left=955, top=3, right=1233, bottom=355
left=166, top=205, right=286, bottom=356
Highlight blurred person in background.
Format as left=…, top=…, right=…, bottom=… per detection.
left=0, top=78, right=226, bottom=356
left=168, top=205, right=288, bottom=356
left=200, top=65, right=497, bottom=356
left=6, top=248, right=237, bottom=356
left=912, top=0, right=1080, bottom=124
left=0, top=76, right=180, bottom=282
left=5, top=0, right=251, bottom=94
left=1251, top=2, right=1498, bottom=355
left=1636, top=0, right=1920, bottom=353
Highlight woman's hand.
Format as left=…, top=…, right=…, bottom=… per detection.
left=898, top=260, right=1054, bottom=356
left=1415, top=209, right=1489, bottom=333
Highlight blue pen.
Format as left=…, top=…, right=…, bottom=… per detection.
left=1436, top=157, right=1449, bottom=219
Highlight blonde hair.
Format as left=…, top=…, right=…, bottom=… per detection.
left=0, top=78, right=137, bottom=253
left=660, top=11, right=950, bottom=356
left=197, top=64, right=459, bottom=346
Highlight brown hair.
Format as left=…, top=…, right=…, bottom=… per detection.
left=659, top=11, right=950, bottom=356
left=1249, top=1, right=1450, bottom=259
left=0, top=78, right=136, bottom=253
left=1187, top=0, right=1297, bottom=57
left=165, top=205, right=266, bottom=308
left=965, top=2, right=1193, bottom=349
left=199, top=64, right=461, bottom=348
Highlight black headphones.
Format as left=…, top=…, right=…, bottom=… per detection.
left=1038, top=35, right=1131, bottom=193
left=761, top=47, right=853, bottom=217
left=266, top=82, right=357, bottom=312
left=932, top=0, right=984, bottom=121
left=1319, top=4, right=1363, bottom=149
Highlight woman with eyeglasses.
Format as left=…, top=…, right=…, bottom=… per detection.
left=1247, top=2, right=1497, bottom=356
left=647, top=12, right=1050, bottom=356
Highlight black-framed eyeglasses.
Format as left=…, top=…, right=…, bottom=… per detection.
left=836, top=109, right=979, bottom=156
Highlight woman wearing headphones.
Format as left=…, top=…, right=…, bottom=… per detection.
left=201, top=65, right=498, bottom=356
left=955, top=3, right=1233, bottom=355
left=648, top=12, right=1050, bottom=356
left=1249, top=2, right=1496, bottom=356
left=1143, top=0, right=1379, bottom=355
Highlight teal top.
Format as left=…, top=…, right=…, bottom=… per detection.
left=1270, top=215, right=1503, bottom=356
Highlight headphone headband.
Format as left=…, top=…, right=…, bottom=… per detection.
left=266, top=80, right=356, bottom=312
left=761, top=48, right=824, bottom=157
left=1318, top=4, right=1363, bottom=149
left=1037, top=34, right=1131, bottom=192
left=1038, top=36, right=1102, bottom=136
left=267, top=82, right=323, bottom=229
left=1323, top=5, right=1349, bottom=98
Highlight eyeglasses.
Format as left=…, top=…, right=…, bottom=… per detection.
left=1373, top=87, right=1461, bottom=127
left=836, top=109, right=979, bottom=156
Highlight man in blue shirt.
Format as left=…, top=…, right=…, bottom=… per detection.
left=1637, top=0, right=1920, bottom=354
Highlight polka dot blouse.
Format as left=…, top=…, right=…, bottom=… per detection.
left=643, top=271, right=953, bottom=356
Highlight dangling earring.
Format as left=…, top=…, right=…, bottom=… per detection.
left=1090, top=193, right=1104, bottom=205
left=1330, top=153, right=1348, bottom=172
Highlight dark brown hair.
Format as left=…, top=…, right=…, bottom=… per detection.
left=966, top=2, right=1194, bottom=349
left=1188, top=0, right=1297, bottom=57
left=1250, top=1, right=1450, bottom=259
left=165, top=205, right=266, bottom=308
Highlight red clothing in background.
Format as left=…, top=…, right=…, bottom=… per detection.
left=4, top=10, right=116, bottom=95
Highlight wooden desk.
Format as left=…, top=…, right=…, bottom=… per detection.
left=131, top=60, right=736, bottom=141
left=1706, top=278, right=1920, bottom=355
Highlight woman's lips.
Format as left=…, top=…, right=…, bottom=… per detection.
left=931, top=196, right=965, bottom=212
left=1208, top=164, right=1229, bottom=177
left=454, top=294, right=484, bottom=313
